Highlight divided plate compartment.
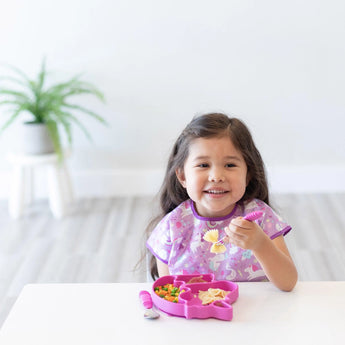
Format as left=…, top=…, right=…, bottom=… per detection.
left=151, top=274, right=239, bottom=321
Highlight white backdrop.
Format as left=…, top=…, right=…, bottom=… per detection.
left=0, top=0, right=344, bottom=197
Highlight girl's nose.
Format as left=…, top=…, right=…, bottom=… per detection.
left=208, top=169, right=225, bottom=183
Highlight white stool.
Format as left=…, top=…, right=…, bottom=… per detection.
left=7, top=152, right=74, bottom=219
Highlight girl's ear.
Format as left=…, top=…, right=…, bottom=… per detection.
left=175, top=168, right=187, bottom=188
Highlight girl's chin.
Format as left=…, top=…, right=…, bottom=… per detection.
left=197, top=203, right=236, bottom=218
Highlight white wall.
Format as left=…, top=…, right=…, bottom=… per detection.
left=1, top=0, right=345, bottom=198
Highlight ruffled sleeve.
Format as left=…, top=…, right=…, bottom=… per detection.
left=146, top=214, right=173, bottom=264
left=257, top=202, right=292, bottom=239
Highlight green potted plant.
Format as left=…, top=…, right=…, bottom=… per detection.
left=0, top=59, right=106, bottom=160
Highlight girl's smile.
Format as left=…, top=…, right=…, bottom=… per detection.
left=204, top=188, right=229, bottom=199
left=176, top=135, right=248, bottom=218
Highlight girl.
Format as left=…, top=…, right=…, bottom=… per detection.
left=146, top=113, right=297, bottom=291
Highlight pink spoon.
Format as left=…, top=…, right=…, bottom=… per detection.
left=242, top=211, right=263, bottom=221
left=139, top=290, right=160, bottom=319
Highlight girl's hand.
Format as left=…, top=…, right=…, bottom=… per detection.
left=225, top=217, right=268, bottom=251
left=225, top=216, right=298, bottom=292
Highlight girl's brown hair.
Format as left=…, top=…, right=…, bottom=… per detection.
left=146, top=113, right=269, bottom=279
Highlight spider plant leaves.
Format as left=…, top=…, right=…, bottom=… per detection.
left=0, top=59, right=107, bottom=161
left=45, top=119, right=62, bottom=158
left=54, top=110, right=92, bottom=143
left=0, top=89, right=32, bottom=103
left=0, top=62, right=32, bottom=84
left=62, top=103, right=108, bottom=125
left=0, top=106, right=24, bottom=133
left=0, top=75, right=29, bottom=88
left=36, top=59, right=46, bottom=94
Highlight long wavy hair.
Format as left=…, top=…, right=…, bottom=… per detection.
left=145, top=113, right=269, bottom=279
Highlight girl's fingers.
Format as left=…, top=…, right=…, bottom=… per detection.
left=224, top=226, right=231, bottom=237
left=227, top=228, right=246, bottom=243
left=227, top=234, right=245, bottom=248
left=226, top=223, right=250, bottom=249
left=230, top=218, right=252, bottom=229
left=227, top=223, right=247, bottom=237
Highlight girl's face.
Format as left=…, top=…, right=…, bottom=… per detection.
left=176, top=135, right=248, bottom=218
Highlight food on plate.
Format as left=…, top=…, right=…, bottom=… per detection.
left=186, top=276, right=208, bottom=284
left=198, top=288, right=230, bottom=305
left=154, top=284, right=183, bottom=303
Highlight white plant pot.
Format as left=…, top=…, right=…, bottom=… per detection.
left=20, top=122, right=55, bottom=155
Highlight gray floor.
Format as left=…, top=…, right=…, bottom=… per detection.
left=0, top=193, right=344, bottom=327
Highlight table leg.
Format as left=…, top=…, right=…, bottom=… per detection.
left=61, top=162, right=74, bottom=204
left=9, top=165, right=25, bottom=219
left=24, top=166, right=34, bottom=205
left=47, top=164, right=66, bottom=219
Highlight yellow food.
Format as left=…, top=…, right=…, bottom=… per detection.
left=198, top=288, right=230, bottom=305
left=204, top=229, right=227, bottom=254
left=203, top=229, right=219, bottom=242
left=210, top=243, right=227, bottom=254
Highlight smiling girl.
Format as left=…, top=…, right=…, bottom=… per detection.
left=146, top=113, right=297, bottom=291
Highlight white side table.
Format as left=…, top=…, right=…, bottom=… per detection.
left=7, top=152, right=74, bottom=219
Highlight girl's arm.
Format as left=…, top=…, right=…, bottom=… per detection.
left=156, top=258, right=170, bottom=277
left=252, top=235, right=298, bottom=291
left=226, top=218, right=298, bottom=291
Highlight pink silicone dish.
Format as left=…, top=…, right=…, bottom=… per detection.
left=151, top=274, right=239, bottom=321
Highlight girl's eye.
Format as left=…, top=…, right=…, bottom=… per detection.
left=197, top=163, right=209, bottom=168
left=225, top=163, right=236, bottom=168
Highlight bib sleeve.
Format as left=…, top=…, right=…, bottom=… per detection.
left=258, top=203, right=292, bottom=240
left=146, top=215, right=172, bottom=264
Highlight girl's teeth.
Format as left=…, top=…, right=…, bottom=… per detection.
left=208, top=190, right=226, bottom=194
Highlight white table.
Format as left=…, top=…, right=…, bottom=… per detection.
left=0, top=282, right=344, bottom=345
